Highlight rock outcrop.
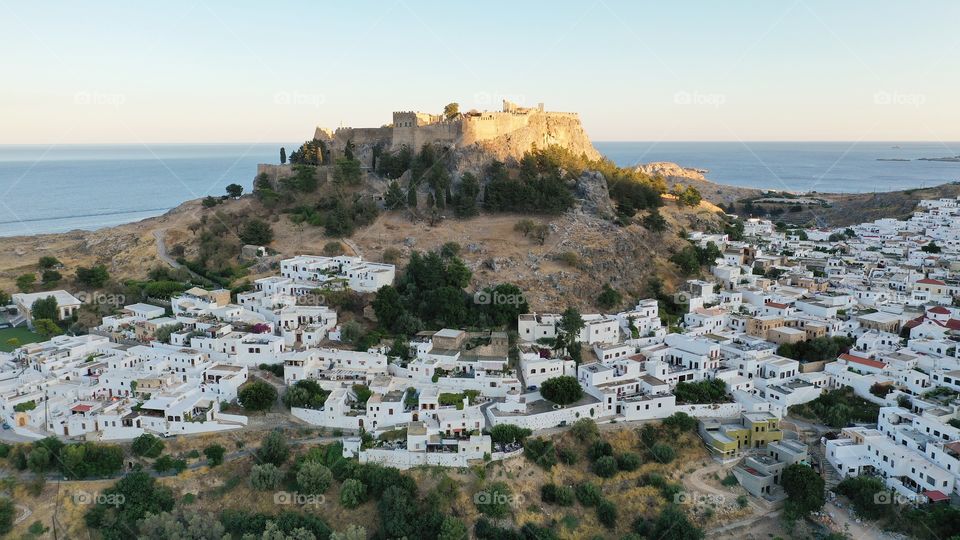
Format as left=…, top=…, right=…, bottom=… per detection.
left=574, top=171, right=615, bottom=218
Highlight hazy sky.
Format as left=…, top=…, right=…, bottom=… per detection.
left=3, top=0, right=959, bottom=144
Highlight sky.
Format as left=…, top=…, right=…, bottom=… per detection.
left=2, top=0, right=959, bottom=144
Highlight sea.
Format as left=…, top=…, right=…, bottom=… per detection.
left=0, top=141, right=958, bottom=238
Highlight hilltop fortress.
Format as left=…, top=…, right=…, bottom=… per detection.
left=314, top=100, right=601, bottom=167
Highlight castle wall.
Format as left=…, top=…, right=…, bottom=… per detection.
left=391, top=122, right=461, bottom=151
left=461, top=113, right=532, bottom=146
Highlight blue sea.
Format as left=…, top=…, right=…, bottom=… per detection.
left=0, top=141, right=958, bottom=237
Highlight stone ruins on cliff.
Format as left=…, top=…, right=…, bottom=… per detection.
left=315, top=100, right=601, bottom=167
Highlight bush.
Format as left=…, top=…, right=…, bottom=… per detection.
left=617, top=452, right=642, bottom=471
left=587, top=440, right=613, bottom=461
left=475, top=482, right=513, bottom=518
left=132, top=433, right=165, bottom=458
left=238, top=380, right=278, bottom=411
left=592, top=455, right=618, bottom=478
left=662, top=412, right=698, bottom=432
left=557, top=446, right=579, bottom=465
left=651, top=443, right=676, bottom=464
left=570, top=418, right=599, bottom=442
left=204, top=444, right=226, bottom=466
left=523, top=438, right=557, bottom=469
left=575, top=482, right=603, bottom=507
left=257, top=430, right=289, bottom=466
left=673, top=379, right=728, bottom=404
left=489, top=424, right=532, bottom=445
left=250, top=464, right=282, bottom=490
left=239, top=219, right=273, bottom=245
left=339, top=478, right=367, bottom=508
left=540, top=484, right=574, bottom=506
left=297, top=462, right=333, bottom=494
left=597, top=499, right=618, bottom=529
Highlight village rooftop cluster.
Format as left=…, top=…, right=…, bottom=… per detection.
left=2, top=199, right=960, bottom=504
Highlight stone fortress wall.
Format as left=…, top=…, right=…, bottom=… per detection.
left=311, top=100, right=600, bottom=166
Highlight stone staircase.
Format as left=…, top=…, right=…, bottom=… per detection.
left=810, top=442, right=842, bottom=489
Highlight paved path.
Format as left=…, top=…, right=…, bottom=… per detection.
left=153, top=228, right=204, bottom=281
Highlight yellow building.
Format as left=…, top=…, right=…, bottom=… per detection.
left=698, top=412, right=784, bottom=458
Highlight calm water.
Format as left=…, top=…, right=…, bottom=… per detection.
left=597, top=141, right=960, bottom=194
left=1, top=141, right=958, bottom=237
left=0, top=144, right=293, bottom=237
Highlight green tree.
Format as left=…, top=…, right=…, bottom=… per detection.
left=438, top=516, right=467, bottom=540
left=378, top=485, right=418, bottom=538
left=556, top=307, right=585, bottom=361
left=539, top=376, right=583, bottom=405
left=27, top=446, right=51, bottom=473
left=642, top=209, right=668, bottom=232
left=238, top=380, right=277, bottom=411
left=782, top=463, right=825, bottom=519
left=334, top=157, right=362, bottom=185
left=596, top=283, right=622, bottom=310
left=651, top=505, right=704, bottom=540
left=203, top=444, right=225, bottom=466
left=0, top=498, right=13, bottom=536
left=239, top=219, right=273, bottom=245
left=132, top=433, right=165, bottom=458
left=280, top=147, right=287, bottom=164
left=38, top=256, right=61, bottom=269
left=33, top=319, right=62, bottom=338
left=226, top=183, right=244, bottom=198
left=16, top=273, right=36, bottom=292
left=257, top=430, right=289, bottom=466
left=339, top=478, right=367, bottom=508
left=249, top=463, right=282, bottom=490
left=76, top=265, right=110, bottom=287
left=41, top=270, right=62, bottom=284
left=443, top=102, right=460, bottom=120
left=592, top=455, right=618, bottom=478
left=384, top=181, right=406, bottom=210
left=296, top=461, right=333, bottom=494
left=30, top=296, right=59, bottom=321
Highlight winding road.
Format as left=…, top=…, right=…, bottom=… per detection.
left=153, top=229, right=204, bottom=281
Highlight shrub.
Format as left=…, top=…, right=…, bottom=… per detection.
left=617, top=452, right=642, bottom=471
left=339, top=478, right=367, bottom=508
left=475, top=482, right=513, bottom=518
left=570, top=418, right=599, bottom=442
left=651, top=443, right=676, bottom=463
left=557, top=446, right=579, bottom=465
left=540, top=484, right=574, bottom=506
left=587, top=440, right=613, bottom=461
left=131, top=433, right=164, bottom=458
left=597, top=499, right=618, bottom=529
left=575, top=482, right=602, bottom=507
left=249, top=464, right=282, bottom=490
left=257, top=430, right=289, bottom=466
left=297, top=462, right=333, bottom=494
left=203, top=444, right=226, bottom=466
left=592, top=455, right=618, bottom=478
left=523, top=438, right=557, bottom=469
left=489, top=424, right=532, bottom=445
left=662, top=412, right=698, bottom=432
